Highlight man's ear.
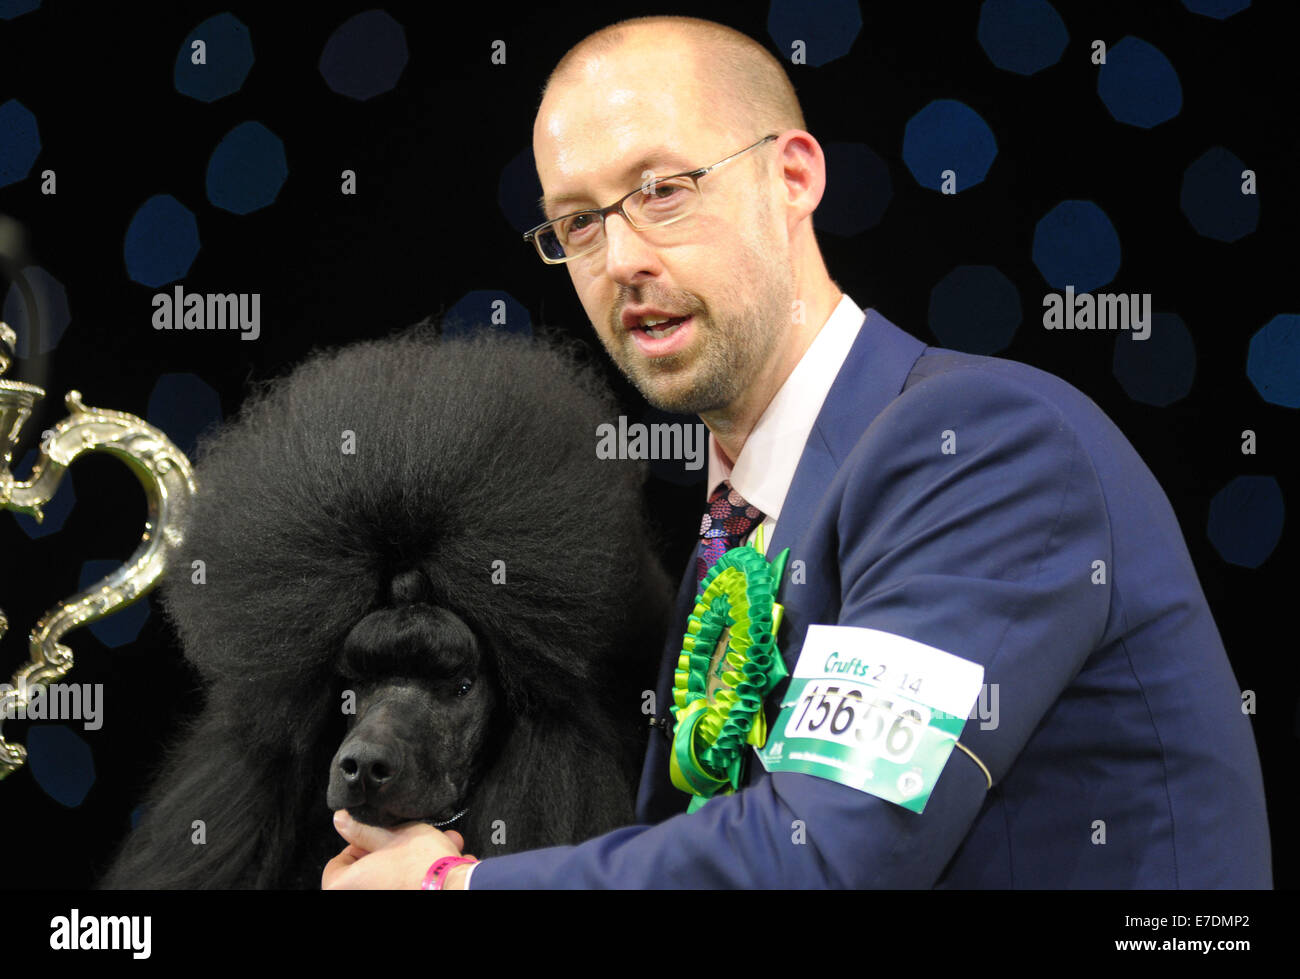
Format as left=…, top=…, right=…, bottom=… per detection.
left=777, top=130, right=827, bottom=229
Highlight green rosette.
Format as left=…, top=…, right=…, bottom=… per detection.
left=670, top=544, right=790, bottom=813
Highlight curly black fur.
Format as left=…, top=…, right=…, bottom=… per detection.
left=100, top=327, right=671, bottom=889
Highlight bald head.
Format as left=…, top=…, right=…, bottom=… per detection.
left=540, top=16, right=805, bottom=145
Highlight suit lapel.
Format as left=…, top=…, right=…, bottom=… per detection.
left=768, top=309, right=928, bottom=559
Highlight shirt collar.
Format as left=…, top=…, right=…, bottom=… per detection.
left=705, top=293, right=866, bottom=518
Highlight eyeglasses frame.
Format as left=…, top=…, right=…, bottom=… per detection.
left=523, top=134, right=780, bottom=265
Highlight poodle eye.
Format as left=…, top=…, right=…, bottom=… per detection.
left=456, top=679, right=473, bottom=697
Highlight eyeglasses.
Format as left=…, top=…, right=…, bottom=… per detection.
left=524, top=134, right=778, bottom=265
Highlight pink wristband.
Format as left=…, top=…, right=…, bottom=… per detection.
left=421, top=856, right=477, bottom=890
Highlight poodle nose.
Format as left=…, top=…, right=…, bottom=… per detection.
left=336, top=740, right=402, bottom=793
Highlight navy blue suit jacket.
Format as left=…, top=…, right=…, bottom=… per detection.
left=472, top=309, right=1271, bottom=888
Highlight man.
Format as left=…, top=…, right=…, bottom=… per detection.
left=324, top=15, right=1270, bottom=889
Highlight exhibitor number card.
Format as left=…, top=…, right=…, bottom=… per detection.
left=757, top=624, right=985, bottom=812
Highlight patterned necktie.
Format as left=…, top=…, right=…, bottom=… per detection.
left=696, top=480, right=765, bottom=588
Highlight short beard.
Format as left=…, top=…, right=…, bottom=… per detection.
left=605, top=235, right=791, bottom=416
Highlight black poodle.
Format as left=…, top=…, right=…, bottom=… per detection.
left=101, top=327, right=671, bottom=889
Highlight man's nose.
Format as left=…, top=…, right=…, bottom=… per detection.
left=602, top=212, right=661, bottom=284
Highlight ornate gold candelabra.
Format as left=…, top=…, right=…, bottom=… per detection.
left=0, top=320, right=196, bottom=780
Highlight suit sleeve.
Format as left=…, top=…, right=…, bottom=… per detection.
left=469, top=369, right=1113, bottom=888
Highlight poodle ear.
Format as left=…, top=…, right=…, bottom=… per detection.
left=466, top=709, right=636, bottom=852
left=100, top=707, right=332, bottom=889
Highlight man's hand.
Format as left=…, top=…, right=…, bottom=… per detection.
left=321, top=810, right=475, bottom=889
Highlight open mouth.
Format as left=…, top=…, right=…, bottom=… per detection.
left=639, top=316, right=687, bottom=339
left=630, top=315, right=693, bottom=356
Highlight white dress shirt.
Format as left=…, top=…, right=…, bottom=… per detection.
left=706, top=292, right=866, bottom=553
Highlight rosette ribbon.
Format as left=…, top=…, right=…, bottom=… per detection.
left=669, top=541, right=790, bottom=813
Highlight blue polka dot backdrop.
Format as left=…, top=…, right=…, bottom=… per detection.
left=0, top=0, right=1295, bottom=895
left=2, top=264, right=70, bottom=357
left=174, top=13, right=254, bottom=103
left=26, top=724, right=95, bottom=808
left=0, top=0, right=39, bottom=19
left=766, top=0, right=861, bottom=67
left=1111, top=312, right=1197, bottom=406
left=0, top=99, right=40, bottom=188
left=1207, top=475, right=1284, bottom=569
left=1032, top=200, right=1122, bottom=292
left=817, top=141, right=893, bottom=236
left=123, top=194, right=201, bottom=288
left=0, top=99, right=40, bottom=191
left=977, top=0, right=1069, bottom=76
left=498, top=145, right=544, bottom=234
left=1096, top=36, right=1184, bottom=129
left=205, top=121, right=289, bottom=214
left=928, top=265, right=1022, bottom=355
left=146, top=371, right=224, bottom=458
left=903, top=99, right=999, bottom=192
left=1247, top=314, right=1300, bottom=409
left=443, top=289, right=533, bottom=338
left=1182, top=0, right=1251, bottom=19
left=319, top=9, right=409, bottom=101
left=1180, top=145, right=1259, bottom=242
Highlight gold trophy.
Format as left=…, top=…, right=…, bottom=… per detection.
left=0, top=320, right=196, bottom=780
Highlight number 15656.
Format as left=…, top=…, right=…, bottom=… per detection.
left=787, top=683, right=929, bottom=764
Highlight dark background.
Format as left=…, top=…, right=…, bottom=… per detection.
left=0, top=0, right=1294, bottom=889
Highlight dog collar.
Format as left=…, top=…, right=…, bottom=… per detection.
left=431, top=807, right=469, bottom=828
